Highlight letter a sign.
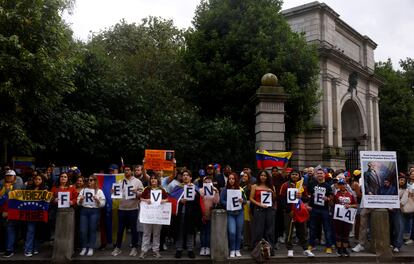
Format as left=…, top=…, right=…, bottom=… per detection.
left=333, top=204, right=357, bottom=224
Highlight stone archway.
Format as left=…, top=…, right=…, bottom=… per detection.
left=341, top=99, right=366, bottom=170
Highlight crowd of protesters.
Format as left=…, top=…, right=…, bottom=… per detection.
left=1, top=162, right=414, bottom=259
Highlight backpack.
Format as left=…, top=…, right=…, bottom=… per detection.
left=251, top=239, right=271, bottom=263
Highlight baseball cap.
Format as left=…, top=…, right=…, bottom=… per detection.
left=338, top=178, right=346, bottom=184
left=5, top=170, right=16, bottom=176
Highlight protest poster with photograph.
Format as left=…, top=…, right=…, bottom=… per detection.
left=144, top=149, right=175, bottom=177
left=139, top=201, right=172, bottom=225
left=360, top=151, right=399, bottom=208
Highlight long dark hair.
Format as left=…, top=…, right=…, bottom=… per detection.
left=226, top=172, right=240, bottom=189
left=257, top=170, right=273, bottom=189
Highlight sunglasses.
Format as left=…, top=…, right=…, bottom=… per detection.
left=88, top=179, right=96, bottom=182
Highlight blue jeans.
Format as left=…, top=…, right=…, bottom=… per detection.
left=115, top=209, right=138, bottom=248
left=24, top=222, right=39, bottom=253
left=227, top=211, right=244, bottom=251
left=80, top=207, right=100, bottom=249
left=309, top=207, right=333, bottom=247
left=6, top=220, right=19, bottom=252
left=391, top=210, right=404, bottom=249
left=200, top=220, right=211, bottom=248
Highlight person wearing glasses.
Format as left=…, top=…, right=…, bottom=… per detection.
left=77, top=175, right=106, bottom=256
left=111, top=166, right=144, bottom=257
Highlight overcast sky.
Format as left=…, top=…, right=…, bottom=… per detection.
left=64, top=0, right=413, bottom=68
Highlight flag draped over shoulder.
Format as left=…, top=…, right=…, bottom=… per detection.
left=168, top=185, right=184, bottom=215
left=7, top=190, right=53, bottom=222
left=256, top=150, right=292, bottom=169
left=95, top=173, right=124, bottom=244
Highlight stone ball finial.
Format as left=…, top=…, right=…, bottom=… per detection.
left=261, top=73, right=278, bottom=86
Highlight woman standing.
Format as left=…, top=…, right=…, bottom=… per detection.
left=77, top=175, right=106, bottom=256
left=139, top=174, right=168, bottom=258
left=240, top=171, right=252, bottom=249
left=279, top=169, right=314, bottom=258
left=199, top=176, right=219, bottom=256
left=220, top=173, right=246, bottom=258
left=333, top=179, right=357, bottom=257
left=249, top=170, right=276, bottom=255
left=24, top=175, right=48, bottom=256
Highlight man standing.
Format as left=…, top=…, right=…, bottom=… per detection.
left=364, top=162, right=381, bottom=195
left=214, top=165, right=231, bottom=191
left=111, top=166, right=144, bottom=257
left=308, top=168, right=334, bottom=254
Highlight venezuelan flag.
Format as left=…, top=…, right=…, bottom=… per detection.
left=167, top=185, right=184, bottom=215
left=7, top=190, right=53, bottom=222
left=256, top=150, right=293, bottom=169
left=95, top=173, right=124, bottom=245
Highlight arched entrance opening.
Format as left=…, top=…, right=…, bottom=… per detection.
left=341, top=100, right=365, bottom=170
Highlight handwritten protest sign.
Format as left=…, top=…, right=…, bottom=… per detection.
left=139, top=201, right=172, bottom=225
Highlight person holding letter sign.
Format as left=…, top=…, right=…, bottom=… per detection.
left=77, top=175, right=106, bottom=256
left=174, top=170, right=201, bottom=259
left=333, top=178, right=357, bottom=257
left=220, top=173, right=246, bottom=258
left=139, top=174, right=168, bottom=259
left=279, top=170, right=314, bottom=258
left=199, top=175, right=219, bottom=256
left=308, top=168, right=334, bottom=254
left=111, top=166, right=144, bottom=257
left=249, top=170, right=276, bottom=256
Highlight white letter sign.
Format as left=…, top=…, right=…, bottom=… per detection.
left=203, top=183, right=214, bottom=198
left=183, top=185, right=195, bottom=201
left=314, top=189, right=326, bottom=206
left=226, top=189, right=242, bottom=211
left=150, top=189, right=162, bottom=205
left=333, top=204, right=357, bottom=224
left=125, top=184, right=136, bottom=200
left=83, top=189, right=95, bottom=207
left=58, top=192, right=70, bottom=208
left=287, top=188, right=299, bottom=204
left=261, top=191, right=272, bottom=207
left=111, top=183, right=122, bottom=199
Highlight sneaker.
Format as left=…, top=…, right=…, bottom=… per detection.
left=205, top=247, right=210, bottom=255
left=175, top=250, right=182, bottom=258
left=24, top=252, right=33, bottom=257
left=188, top=251, right=195, bottom=258
left=154, top=251, right=162, bottom=258
left=111, top=247, right=121, bottom=256
left=33, top=250, right=39, bottom=255
left=287, top=250, right=294, bottom=258
left=3, top=251, right=13, bottom=258
left=279, top=236, right=285, bottom=244
left=405, top=239, right=414, bottom=245
left=235, top=250, right=242, bottom=257
left=200, top=247, right=206, bottom=256
left=163, top=243, right=168, bottom=250
left=139, top=251, right=146, bottom=259
left=393, top=247, right=400, bottom=253
left=79, top=248, right=87, bottom=256
left=337, top=247, right=343, bottom=257
left=129, top=247, right=137, bottom=257
left=342, top=248, right=350, bottom=257
left=229, top=250, right=236, bottom=258
left=87, top=249, right=94, bottom=256
left=351, top=244, right=364, bottom=252
left=325, top=247, right=333, bottom=254
left=303, top=249, right=315, bottom=257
